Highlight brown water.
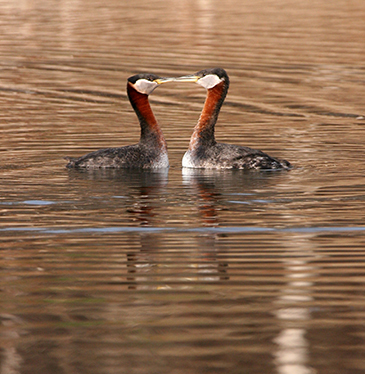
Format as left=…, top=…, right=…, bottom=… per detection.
left=1, top=0, right=365, bottom=373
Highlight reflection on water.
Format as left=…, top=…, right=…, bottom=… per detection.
left=1, top=0, right=365, bottom=373
left=274, top=233, right=317, bottom=374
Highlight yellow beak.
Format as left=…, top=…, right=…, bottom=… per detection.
left=154, top=77, right=178, bottom=84
left=173, top=74, right=200, bottom=83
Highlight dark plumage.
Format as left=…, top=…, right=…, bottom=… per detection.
left=177, top=68, right=291, bottom=170
left=65, top=144, right=166, bottom=169
left=65, top=73, right=171, bottom=169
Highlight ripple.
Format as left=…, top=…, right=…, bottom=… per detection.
left=1, top=226, right=365, bottom=234
left=23, top=200, right=56, bottom=205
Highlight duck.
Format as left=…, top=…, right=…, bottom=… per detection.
left=65, top=73, right=174, bottom=169
left=175, top=68, right=291, bottom=170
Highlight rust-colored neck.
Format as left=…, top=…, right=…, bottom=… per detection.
left=127, top=82, right=166, bottom=150
left=189, top=81, right=228, bottom=151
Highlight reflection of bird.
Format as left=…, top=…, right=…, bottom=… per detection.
left=65, top=74, right=174, bottom=169
left=176, top=68, right=291, bottom=170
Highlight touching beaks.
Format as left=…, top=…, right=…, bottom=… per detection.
left=173, top=74, right=200, bottom=83
left=154, top=77, right=177, bottom=84
left=154, top=75, right=200, bottom=84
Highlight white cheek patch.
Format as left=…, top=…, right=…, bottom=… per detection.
left=197, top=74, right=223, bottom=89
left=133, top=79, right=158, bottom=95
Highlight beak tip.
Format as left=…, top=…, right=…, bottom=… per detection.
left=155, top=77, right=176, bottom=84
left=174, top=75, right=199, bottom=83
left=155, top=75, right=199, bottom=84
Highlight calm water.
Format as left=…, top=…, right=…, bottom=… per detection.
left=1, top=0, right=365, bottom=373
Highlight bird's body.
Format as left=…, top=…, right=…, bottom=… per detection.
left=182, top=143, right=290, bottom=169
left=65, top=144, right=168, bottom=169
left=65, top=73, right=172, bottom=169
left=176, top=68, right=291, bottom=170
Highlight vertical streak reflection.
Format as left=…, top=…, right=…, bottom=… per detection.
left=1, top=314, right=23, bottom=374
left=273, top=234, right=318, bottom=374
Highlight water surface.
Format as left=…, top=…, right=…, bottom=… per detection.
left=1, top=0, right=365, bottom=373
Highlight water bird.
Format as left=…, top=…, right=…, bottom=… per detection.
left=65, top=74, right=175, bottom=169
left=175, top=68, right=291, bottom=170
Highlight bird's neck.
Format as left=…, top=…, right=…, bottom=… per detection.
left=127, top=82, right=167, bottom=150
left=189, top=81, right=228, bottom=151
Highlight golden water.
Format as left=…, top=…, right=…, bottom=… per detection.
left=1, top=0, right=365, bottom=373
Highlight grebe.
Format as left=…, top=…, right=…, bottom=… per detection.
left=65, top=73, right=175, bottom=169
left=175, top=68, right=291, bottom=170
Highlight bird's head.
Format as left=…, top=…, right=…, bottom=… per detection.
left=174, top=68, right=229, bottom=90
left=128, top=73, right=176, bottom=95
